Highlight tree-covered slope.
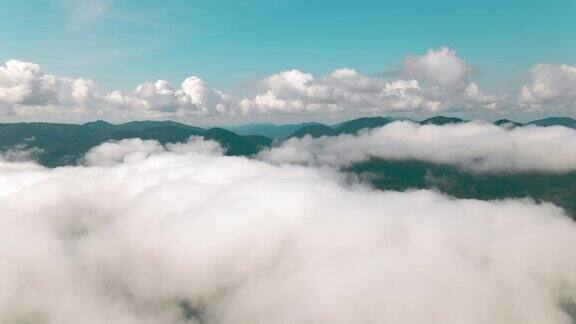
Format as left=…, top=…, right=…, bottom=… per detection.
left=528, top=117, right=576, bottom=129
left=223, top=122, right=322, bottom=138
left=1, top=116, right=576, bottom=217
left=0, top=121, right=268, bottom=166
left=203, top=128, right=260, bottom=156
left=420, top=116, right=465, bottom=125
left=334, top=117, right=391, bottom=135
left=347, top=159, right=576, bottom=217
left=287, top=124, right=337, bottom=139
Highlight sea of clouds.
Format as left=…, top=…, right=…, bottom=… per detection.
left=2, top=129, right=576, bottom=323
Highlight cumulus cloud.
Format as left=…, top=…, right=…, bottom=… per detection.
left=519, top=63, right=576, bottom=110
left=239, top=69, right=441, bottom=114
left=239, top=47, right=498, bottom=116
left=4, top=51, right=576, bottom=122
left=0, top=60, right=230, bottom=122
left=1, top=137, right=576, bottom=323
left=0, top=60, right=63, bottom=106
left=403, top=47, right=472, bottom=86
left=260, top=121, right=576, bottom=172
left=108, top=77, right=231, bottom=118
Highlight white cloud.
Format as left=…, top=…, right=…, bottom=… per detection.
left=1, top=137, right=576, bottom=323
left=239, top=47, right=499, bottom=116
left=519, top=63, right=576, bottom=110
left=0, top=60, right=230, bottom=122
left=4, top=52, right=576, bottom=122
left=110, top=77, right=231, bottom=119
left=83, top=136, right=224, bottom=166
left=54, top=0, right=116, bottom=28
left=403, top=46, right=472, bottom=86
left=0, top=60, right=60, bottom=106
left=260, top=121, right=576, bottom=172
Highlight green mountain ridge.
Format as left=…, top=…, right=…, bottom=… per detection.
left=222, top=115, right=576, bottom=140
left=287, top=124, right=338, bottom=139
left=528, top=117, right=576, bottom=128
left=493, top=119, right=525, bottom=127
left=420, top=116, right=465, bottom=125
left=0, top=116, right=575, bottom=167
left=0, top=120, right=265, bottom=166
left=0, top=116, right=575, bottom=216
left=203, top=128, right=260, bottom=156
left=223, top=122, right=322, bottom=138
left=334, top=117, right=391, bottom=134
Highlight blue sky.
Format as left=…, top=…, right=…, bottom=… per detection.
left=1, top=0, right=574, bottom=93
left=0, top=0, right=575, bottom=124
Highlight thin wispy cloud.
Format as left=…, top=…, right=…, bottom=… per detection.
left=55, top=0, right=168, bottom=31
left=56, top=0, right=116, bottom=29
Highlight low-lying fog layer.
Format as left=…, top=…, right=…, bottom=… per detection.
left=261, top=121, right=576, bottom=172
left=2, top=137, right=576, bottom=323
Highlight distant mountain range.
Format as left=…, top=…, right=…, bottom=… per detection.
left=223, top=122, right=322, bottom=138
left=226, top=116, right=576, bottom=139
left=0, top=120, right=263, bottom=166
left=0, top=116, right=575, bottom=166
